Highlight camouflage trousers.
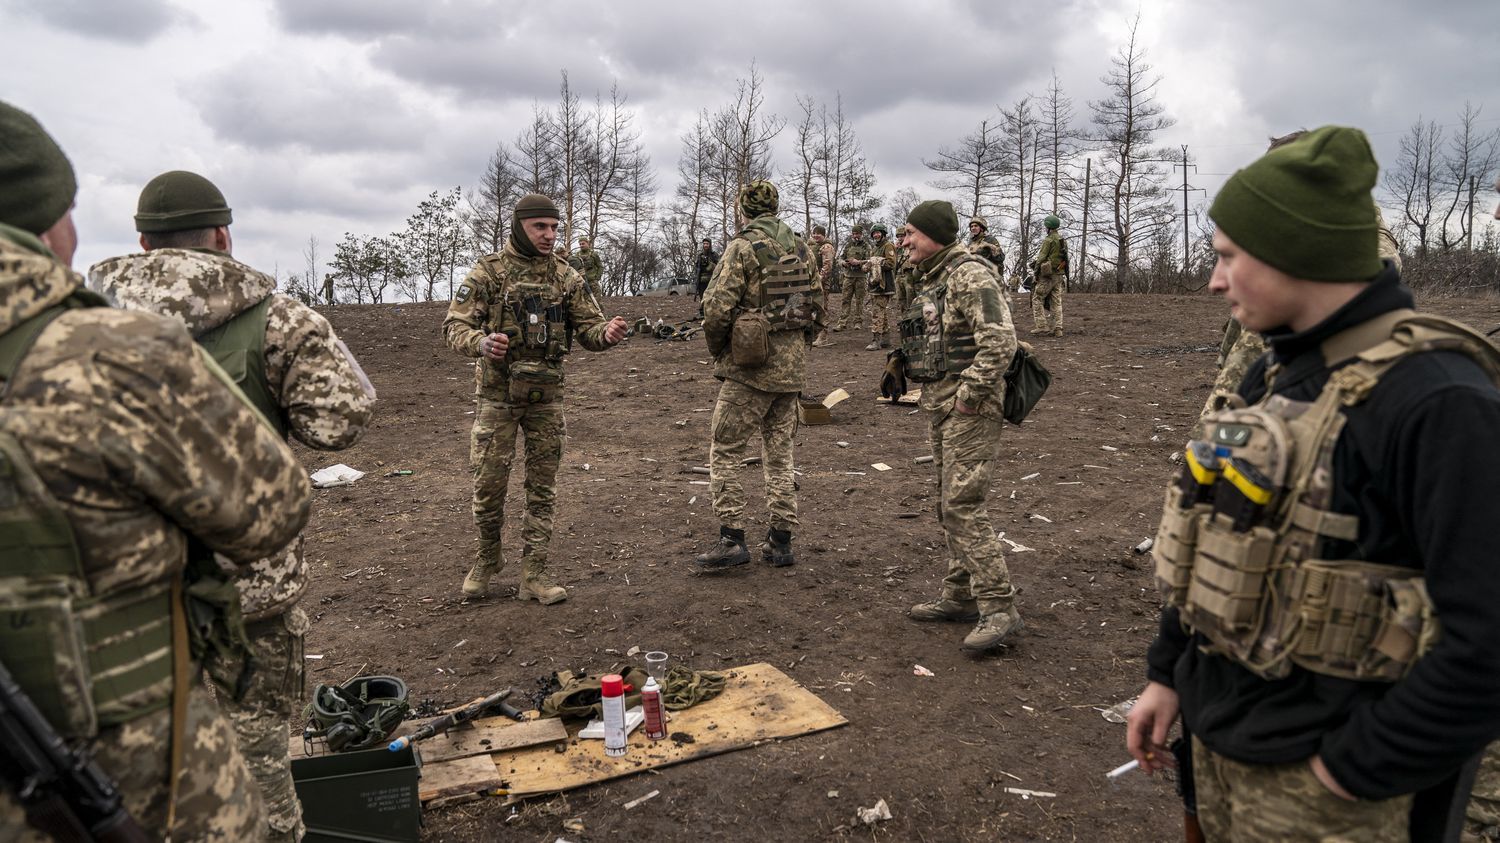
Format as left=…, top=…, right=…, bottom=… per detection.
left=1031, top=271, right=1063, bottom=331
left=1192, top=736, right=1411, bottom=842
left=204, top=605, right=309, bottom=843
left=709, top=379, right=799, bottom=532
left=929, top=410, right=1014, bottom=608
left=1466, top=742, right=1500, bottom=841
left=471, top=399, right=565, bottom=569
left=867, top=293, right=893, bottom=341
left=837, top=278, right=866, bottom=329
left=0, top=685, right=265, bottom=841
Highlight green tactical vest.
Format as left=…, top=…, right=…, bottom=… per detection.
left=843, top=239, right=872, bottom=273
left=195, top=295, right=286, bottom=439
left=0, top=292, right=178, bottom=737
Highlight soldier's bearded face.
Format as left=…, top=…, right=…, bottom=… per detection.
left=522, top=218, right=558, bottom=255
left=1209, top=228, right=1302, bottom=333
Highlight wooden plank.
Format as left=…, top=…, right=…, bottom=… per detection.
left=492, top=662, right=846, bottom=798
left=415, top=717, right=566, bottom=764
left=418, top=753, right=506, bottom=803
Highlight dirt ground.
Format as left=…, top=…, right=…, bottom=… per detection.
left=295, top=288, right=1500, bottom=842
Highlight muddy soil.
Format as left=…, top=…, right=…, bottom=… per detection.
left=294, top=289, right=1500, bottom=842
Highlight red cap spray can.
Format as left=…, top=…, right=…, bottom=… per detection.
left=600, top=674, right=627, bottom=757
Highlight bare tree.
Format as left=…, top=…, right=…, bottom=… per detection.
left=924, top=119, right=1008, bottom=223
left=1039, top=69, right=1081, bottom=217
left=887, top=187, right=922, bottom=230
left=301, top=235, right=327, bottom=304
left=607, top=150, right=659, bottom=295
left=553, top=71, right=588, bottom=246
left=1088, top=14, right=1177, bottom=292
left=578, top=84, right=640, bottom=243
left=816, top=94, right=880, bottom=236
left=1386, top=117, right=1444, bottom=259
left=1438, top=103, right=1500, bottom=252
left=515, top=105, right=560, bottom=198
left=789, top=95, right=822, bottom=237
left=707, top=61, right=784, bottom=234
left=999, top=96, right=1040, bottom=263
left=466, top=142, right=522, bottom=258
left=674, top=113, right=716, bottom=249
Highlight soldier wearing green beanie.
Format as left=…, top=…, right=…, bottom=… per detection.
left=1, top=99, right=312, bottom=841
left=444, top=193, right=629, bottom=603
left=898, top=197, right=1024, bottom=653
left=91, top=167, right=377, bottom=843
left=1128, top=125, right=1500, bottom=841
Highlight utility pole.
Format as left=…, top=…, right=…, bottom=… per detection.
left=1466, top=175, right=1477, bottom=252
left=1173, top=146, right=1206, bottom=288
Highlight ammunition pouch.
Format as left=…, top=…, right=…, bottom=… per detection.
left=510, top=293, right=572, bottom=363
left=730, top=310, right=771, bottom=369
left=1152, top=309, right=1500, bottom=681
left=507, top=358, right=563, bottom=404
left=305, top=674, right=410, bottom=752
left=898, top=258, right=992, bottom=384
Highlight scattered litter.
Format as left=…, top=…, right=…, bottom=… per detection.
left=310, top=464, right=364, bottom=488
left=382, top=469, right=413, bottom=477
left=1169, top=451, right=1183, bottom=464
left=1083, top=464, right=1109, bottom=469
left=562, top=818, right=585, bottom=834
left=1056, top=481, right=1082, bottom=486
left=742, top=456, right=762, bottom=466
left=1021, top=472, right=1041, bottom=481
left=581, top=463, right=592, bottom=471
left=1107, top=759, right=1141, bottom=780
left=689, top=480, right=710, bottom=486
left=836, top=441, right=850, bottom=448
left=674, top=420, right=688, bottom=428
left=623, top=789, right=660, bottom=810
left=452, top=639, right=467, bottom=649
left=827, top=790, right=839, bottom=799
left=1000, top=537, right=1034, bottom=553
left=1100, top=697, right=1137, bottom=724
left=688, top=496, right=697, bottom=505
left=857, top=798, right=892, bottom=826
left=1101, top=445, right=1119, bottom=452
left=871, top=463, right=892, bottom=472
left=1021, top=705, right=1035, bottom=712
left=626, top=646, right=641, bottom=657
left=1133, top=538, right=1154, bottom=554
left=912, top=664, right=935, bottom=677
left=914, top=455, right=934, bottom=464
left=1004, top=787, right=1056, bottom=799
left=1029, top=514, right=1053, bottom=523
left=305, top=654, right=324, bottom=660
left=844, top=471, right=867, bottom=476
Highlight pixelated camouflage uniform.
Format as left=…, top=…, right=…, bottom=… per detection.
left=1032, top=230, right=1065, bottom=333
left=89, top=247, right=375, bottom=842
left=1195, top=214, right=1403, bottom=431
left=703, top=214, right=824, bottom=534
left=1191, top=736, right=1412, bottom=842
left=1468, top=747, right=1500, bottom=840
left=968, top=225, right=1005, bottom=276
left=569, top=244, right=605, bottom=300
left=907, top=242, right=1020, bottom=614
left=0, top=224, right=312, bottom=840
left=867, top=236, right=898, bottom=344
left=808, top=236, right=836, bottom=345
left=444, top=241, right=616, bottom=588
left=837, top=234, right=870, bottom=330
left=895, top=245, right=917, bottom=311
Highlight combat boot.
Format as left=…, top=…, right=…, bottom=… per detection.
left=961, top=604, right=1024, bottom=653
left=462, top=535, right=503, bottom=597
left=761, top=528, right=795, bottom=568
left=693, top=526, right=750, bottom=570
left=879, top=338, right=891, bottom=349
left=1030, top=327, right=1050, bottom=336
left=1052, top=327, right=1064, bottom=337
left=811, top=331, right=832, bottom=348
left=908, top=596, right=979, bottom=622
left=865, top=336, right=881, bottom=351
left=517, top=556, right=567, bottom=605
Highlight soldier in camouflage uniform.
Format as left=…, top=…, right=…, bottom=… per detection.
left=693, top=180, right=824, bottom=570
left=569, top=235, right=605, bottom=300
left=88, top=170, right=377, bottom=843
left=895, top=228, right=917, bottom=311
left=901, top=201, right=1023, bottom=653
left=809, top=226, right=838, bottom=347
left=0, top=99, right=310, bottom=841
left=695, top=237, right=719, bottom=300
left=865, top=223, right=898, bottom=350
left=444, top=195, right=628, bottom=603
left=836, top=224, right=870, bottom=331
left=1031, top=214, right=1066, bottom=336
left=967, top=216, right=1005, bottom=274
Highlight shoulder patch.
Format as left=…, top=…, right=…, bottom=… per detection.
left=454, top=281, right=474, bottom=304
left=978, top=284, right=1005, bottom=323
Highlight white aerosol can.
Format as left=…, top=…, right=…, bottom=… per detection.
left=600, top=674, right=628, bottom=757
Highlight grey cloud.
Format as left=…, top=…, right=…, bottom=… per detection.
left=191, top=56, right=427, bottom=154
left=6, top=0, right=193, bottom=42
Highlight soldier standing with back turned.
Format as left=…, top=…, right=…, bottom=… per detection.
left=88, top=170, right=376, bottom=843
left=899, top=200, right=1024, bottom=653
left=444, top=194, right=628, bottom=604
left=692, top=180, right=823, bottom=570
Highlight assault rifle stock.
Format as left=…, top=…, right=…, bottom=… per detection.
left=387, top=688, right=523, bottom=752
left=0, top=657, right=149, bottom=843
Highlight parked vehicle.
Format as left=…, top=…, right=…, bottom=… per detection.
left=637, top=276, right=695, bottom=296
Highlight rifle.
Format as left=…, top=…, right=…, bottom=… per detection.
left=0, top=657, right=150, bottom=843
left=387, top=688, right=524, bottom=752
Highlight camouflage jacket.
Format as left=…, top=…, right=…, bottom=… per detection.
left=841, top=237, right=873, bottom=277
left=1036, top=232, right=1065, bottom=274
left=444, top=241, right=614, bottom=402
left=909, top=242, right=1017, bottom=422
left=703, top=215, right=824, bottom=394
left=568, top=246, right=604, bottom=285
left=696, top=249, right=720, bottom=284
left=969, top=233, right=1004, bottom=272
left=0, top=224, right=309, bottom=665
left=88, top=248, right=374, bottom=618
left=871, top=239, right=898, bottom=295
left=895, top=247, right=918, bottom=311
left=810, top=239, right=835, bottom=284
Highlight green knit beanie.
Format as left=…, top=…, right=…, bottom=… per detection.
left=738, top=180, right=779, bottom=218
left=514, top=193, right=560, bottom=222
left=1209, top=125, right=1382, bottom=281
left=135, top=170, right=232, bottom=232
left=907, top=200, right=959, bottom=246
left=0, top=100, right=77, bottom=235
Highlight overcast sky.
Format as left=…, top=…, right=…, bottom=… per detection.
left=4, top=0, right=1497, bottom=280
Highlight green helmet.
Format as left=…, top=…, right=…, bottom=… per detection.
left=1044, top=214, right=1061, bottom=230
left=871, top=223, right=888, bottom=235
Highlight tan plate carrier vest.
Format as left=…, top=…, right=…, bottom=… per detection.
left=899, top=256, right=988, bottom=383
left=1153, top=309, right=1500, bottom=682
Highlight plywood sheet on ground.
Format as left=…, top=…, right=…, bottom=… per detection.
left=493, top=662, right=846, bottom=798
left=419, top=753, right=507, bottom=802
left=875, top=389, right=921, bottom=405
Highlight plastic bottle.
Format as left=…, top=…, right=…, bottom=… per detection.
left=600, top=673, right=628, bottom=757
left=641, top=676, right=667, bottom=741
